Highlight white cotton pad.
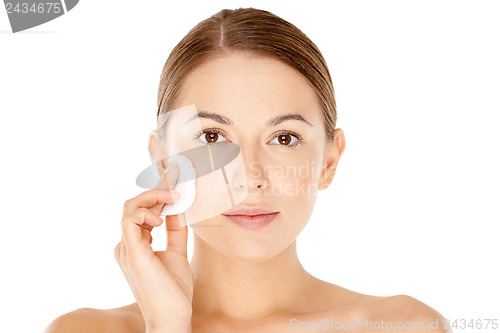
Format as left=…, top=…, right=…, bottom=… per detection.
left=159, top=154, right=196, bottom=217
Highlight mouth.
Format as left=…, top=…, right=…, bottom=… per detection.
left=222, top=212, right=278, bottom=229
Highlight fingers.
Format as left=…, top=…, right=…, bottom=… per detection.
left=121, top=207, right=163, bottom=251
left=158, top=163, right=187, bottom=257
left=121, top=188, right=179, bottom=251
left=123, top=189, right=180, bottom=215
left=165, top=213, right=188, bottom=257
left=142, top=228, right=153, bottom=244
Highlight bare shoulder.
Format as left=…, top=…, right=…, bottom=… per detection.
left=44, top=303, right=144, bottom=333
left=308, top=279, right=451, bottom=333
left=351, top=294, right=452, bottom=333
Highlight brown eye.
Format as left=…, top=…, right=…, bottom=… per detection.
left=205, top=132, right=219, bottom=143
left=277, top=134, right=292, bottom=145
left=196, top=129, right=229, bottom=144
left=270, top=131, right=301, bottom=148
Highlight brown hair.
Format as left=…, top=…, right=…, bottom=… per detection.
left=157, top=7, right=336, bottom=141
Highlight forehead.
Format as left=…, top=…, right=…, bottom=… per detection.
left=176, top=53, right=322, bottom=122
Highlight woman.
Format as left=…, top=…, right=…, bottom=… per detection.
left=46, top=7, right=451, bottom=333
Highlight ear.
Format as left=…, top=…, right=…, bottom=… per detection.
left=148, top=129, right=168, bottom=176
left=318, top=128, right=346, bottom=191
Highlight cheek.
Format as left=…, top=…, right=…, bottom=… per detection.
left=265, top=154, right=323, bottom=204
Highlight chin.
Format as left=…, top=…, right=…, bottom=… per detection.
left=224, top=243, right=284, bottom=263
left=193, top=218, right=290, bottom=263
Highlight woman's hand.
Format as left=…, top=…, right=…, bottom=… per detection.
left=114, top=163, right=193, bottom=333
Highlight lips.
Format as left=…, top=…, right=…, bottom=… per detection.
left=222, top=205, right=278, bottom=216
left=222, top=205, right=278, bottom=229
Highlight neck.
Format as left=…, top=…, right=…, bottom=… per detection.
left=190, top=234, right=315, bottom=321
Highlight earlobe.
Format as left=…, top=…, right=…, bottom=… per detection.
left=318, top=166, right=336, bottom=191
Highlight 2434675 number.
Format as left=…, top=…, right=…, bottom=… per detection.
left=5, top=2, right=62, bottom=14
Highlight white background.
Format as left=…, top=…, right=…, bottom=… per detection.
left=1, top=0, right=499, bottom=332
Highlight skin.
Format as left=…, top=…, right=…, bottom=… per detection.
left=45, top=53, right=451, bottom=333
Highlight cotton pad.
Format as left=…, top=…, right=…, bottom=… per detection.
left=160, top=154, right=196, bottom=217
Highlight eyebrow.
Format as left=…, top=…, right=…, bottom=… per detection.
left=185, top=111, right=313, bottom=127
left=266, top=113, right=313, bottom=127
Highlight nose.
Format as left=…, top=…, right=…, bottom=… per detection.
left=230, top=143, right=269, bottom=193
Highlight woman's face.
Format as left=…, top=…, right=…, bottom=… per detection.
left=159, top=52, right=342, bottom=262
